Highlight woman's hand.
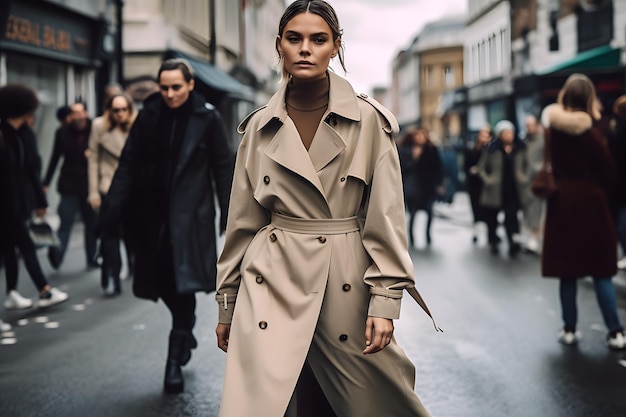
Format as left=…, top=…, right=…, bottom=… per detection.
left=216, top=323, right=231, bottom=353
left=363, top=316, right=394, bottom=355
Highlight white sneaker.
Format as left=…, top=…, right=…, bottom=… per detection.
left=607, top=332, right=626, bottom=350
left=0, top=319, right=11, bottom=332
left=617, top=257, right=626, bottom=270
left=4, top=290, right=33, bottom=310
left=525, top=237, right=540, bottom=254
left=558, top=330, right=581, bottom=346
left=37, top=288, right=68, bottom=308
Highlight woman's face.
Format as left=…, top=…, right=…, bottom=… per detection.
left=477, top=128, right=491, bottom=145
left=413, top=131, right=427, bottom=145
left=499, top=129, right=514, bottom=145
left=110, top=96, right=130, bottom=124
left=277, top=12, right=340, bottom=81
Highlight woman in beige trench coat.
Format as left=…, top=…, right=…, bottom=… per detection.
left=215, top=2, right=441, bottom=416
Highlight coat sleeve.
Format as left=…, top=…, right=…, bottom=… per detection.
left=87, top=119, right=102, bottom=204
left=215, top=133, right=270, bottom=324
left=42, top=128, right=63, bottom=187
left=477, top=148, right=496, bottom=185
left=361, top=146, right=416, bottom=320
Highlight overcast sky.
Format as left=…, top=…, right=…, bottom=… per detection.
left=329, top=0, right=469, bottom=94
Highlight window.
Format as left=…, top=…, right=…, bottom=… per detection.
left=444, top=65, right=455, bottom=88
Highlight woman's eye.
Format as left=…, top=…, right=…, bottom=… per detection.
left=287, top=36, right=300, bottom=43
left=314, top=37, right=327, bottom=44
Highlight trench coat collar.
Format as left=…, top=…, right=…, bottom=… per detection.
left=256, top=71, right=361, bottom=132
left=259, top=72, right=360, bottom=204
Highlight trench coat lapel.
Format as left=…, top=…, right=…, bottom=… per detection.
left=264, top=118, right=328, bottom=200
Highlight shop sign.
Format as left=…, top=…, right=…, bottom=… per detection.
left=0, top=1, right=98, bottom=65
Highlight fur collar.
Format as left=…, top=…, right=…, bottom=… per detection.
left=541, top=103, right=592, bottom=136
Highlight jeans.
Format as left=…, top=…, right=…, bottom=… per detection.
left=559, top=277, right=623, bottom=334
left=56, top=193, right=98, bottom=264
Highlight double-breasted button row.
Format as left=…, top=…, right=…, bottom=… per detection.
left=259, top=321, right=268, bottom=329
left=269, top=233, right=277, bottom=242
left=342, top=283, right=351, bottom=292
left=255, top=274, right=264, bottom=284
left=317, top=236, right=326, bottom=243
left=263, top=176, right=270, bottom=184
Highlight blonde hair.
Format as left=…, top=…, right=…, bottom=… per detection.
left=557, top=73, right=601, bottom=120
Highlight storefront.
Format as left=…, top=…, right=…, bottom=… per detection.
left=466, top=76, right=515, bottom=135
left=0, top=0, right=109, bottom=199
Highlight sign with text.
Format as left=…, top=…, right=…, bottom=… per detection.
left=0, top=1, right=100, bottom=65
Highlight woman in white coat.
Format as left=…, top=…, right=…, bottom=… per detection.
left=215, top=1, right=441, bottom=416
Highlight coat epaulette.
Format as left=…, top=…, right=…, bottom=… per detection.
left=237, top=105, right=268, bottom=134
left=356, top=93, right=399, bottom=135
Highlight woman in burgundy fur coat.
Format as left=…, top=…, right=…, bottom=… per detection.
left=540, top=74, right=625, bottom=350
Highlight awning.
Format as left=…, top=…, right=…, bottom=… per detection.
left=538, top=45, right=621, bottom=75
left=164, top=50, right=255, bottom=102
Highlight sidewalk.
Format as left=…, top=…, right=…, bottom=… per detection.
left=433, top=192, right=626, bottom=297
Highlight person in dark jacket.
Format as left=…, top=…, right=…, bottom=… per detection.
left=464, top=125, right=491, bottom=244
left=540, top=74, right=625, bottom=350
left=399, top=128, right=443, bottom=247
left=0, top=84, right=69, bottom=309
left=99, top=59, right=235, bottom=394
left=478, top=120, right=530, bottom=257
left=43, top=101, right=98, bottom=269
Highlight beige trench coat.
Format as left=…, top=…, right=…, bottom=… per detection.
left=87, top=116, right=128, bottom=203
left=215, top=72, right=439, bottom=417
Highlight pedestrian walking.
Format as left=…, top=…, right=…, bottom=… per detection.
left=215, top=2, right=441, bottom=416
left=88, top=93, right=137, bottom=295
left=463, top=125, right=491, bottom=244
left=0, top=84, right=69, bottom=309
left=399, top=128, right=444, bottom=247
left=521, top=115, right=545, bottom=254
left=43, top=101, right=99, bottom=270
left=606, top=94, right=626, bottom=270
left=98, top=59, right=235, bottom=393
left=540, top=73, right=625, bottom=350
left=478, top=119, right=531, bottom=257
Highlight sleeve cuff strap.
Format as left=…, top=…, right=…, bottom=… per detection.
left=368, top=294, right=402, bottom=320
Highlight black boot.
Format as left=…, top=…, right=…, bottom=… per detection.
left=164, top=330, right=187, bottom=393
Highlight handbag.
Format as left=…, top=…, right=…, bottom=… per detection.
left=531, top=129, right=556, bottom=198
left=28, top=219, right=60, bottom=249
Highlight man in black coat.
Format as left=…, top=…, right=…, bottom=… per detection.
left=43, top=101, right=99, bottom=269
left=99, top=59, right=235, bottom=394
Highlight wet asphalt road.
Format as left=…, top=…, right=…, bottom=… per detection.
left=1, top=193, right=626, bottom=417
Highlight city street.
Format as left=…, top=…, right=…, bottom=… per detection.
left=1, top=194, right=626, bottom=417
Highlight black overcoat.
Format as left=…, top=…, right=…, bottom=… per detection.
left=100, top=92, right=235, bottom=299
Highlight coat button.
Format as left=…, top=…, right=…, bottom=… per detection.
left=256, top=274, right=264, bottom=284
left=332, top=118, right=338, bottom=126
left=340, top=177, right=346, bottom=182
left=259, top=321, right=268, bottom=329
left=339, top=334, right=348, bottom=342
left=269, top=233, right=277, bottom=242
left=263, top=175, right=270, bottom=184
left=342, top=284, right=351, bottom=292
left=318, top=236, right=327, bottom=243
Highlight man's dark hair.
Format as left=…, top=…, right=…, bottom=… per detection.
left=0, top=84, right=39, bottom=118
left=56, top=105, right=71, bottom=122
left=158, top=58, right=194, bottom=83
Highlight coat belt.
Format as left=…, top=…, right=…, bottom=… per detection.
left=270, top=212, right=443, bottom=332
left=270, top=213, right=360, bottom=234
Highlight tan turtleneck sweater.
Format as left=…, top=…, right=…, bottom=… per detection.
left=286, top=75, right=329, bottom=151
